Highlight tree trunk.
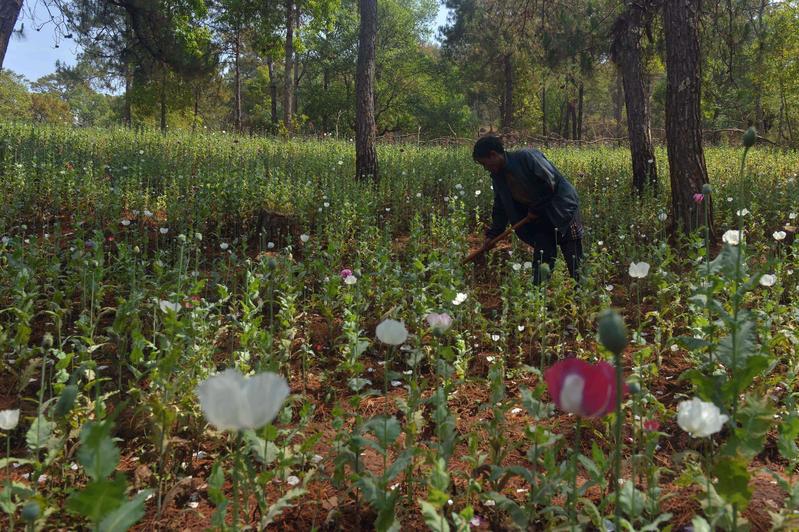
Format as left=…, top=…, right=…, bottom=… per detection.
left=0, top=0, right=22, bottom=70
left=570, top=101, right=577, bottom=141
left=753, top=0, right=767, bottom=132
left=611, top=0, right=659, bottom=195
left=664, top=0, right=713, bottom=238
left=292, top=2, right=300, bottom=117
left=124, top=64, right=133, bottom=127
left=576, top=82, right=584, bottom=144
left=283, top=0, right=294, bottom=133
left=500, top=53, right=513, bottom=132
left=267, top=57, right=278, bottom=127
left=322, top=68, right=330, bottom=131
left=541, top=84, right=547, bottom=138
left=123, top=17, right=133, bottom=127
left=783, top=88, right=795, bottom=145
left=559, top=100, right=567, bottom=139
left=614, top=68, right=623, bottom=143
left=234, top=25, right=242, bottom=132
left=355, top=0, right=378, bottom=180
left=192, top=85, right=200, bottom=132
left=160, top=65, right=167, bottom=134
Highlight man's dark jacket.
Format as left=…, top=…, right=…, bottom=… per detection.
left=486, top=148, right=581, bottom=242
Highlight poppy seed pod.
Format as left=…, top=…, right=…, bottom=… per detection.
left=702, top=183, right=712, bottom=195
left=598, top=309, right=628, bottom=355
left=742, top=127, right=756, bottom=148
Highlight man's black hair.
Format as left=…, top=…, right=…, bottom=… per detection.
left=472, top=135, right=505, bottom=160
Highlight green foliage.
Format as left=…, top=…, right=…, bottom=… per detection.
left=0, top=71, right=32, bottom=122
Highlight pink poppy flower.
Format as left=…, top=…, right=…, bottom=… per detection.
left=340, top=268, right=353, bottom=279
left=544, top=358, right=625, bottom=418
left=643, top=419, right=661, bottom=432
left=693, top=193, right=704, bottom=203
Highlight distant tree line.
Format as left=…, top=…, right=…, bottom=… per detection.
left=0, top=0, right=795, bottom=148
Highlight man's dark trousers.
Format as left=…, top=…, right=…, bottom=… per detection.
left=516, top=210, right=583, bottom=284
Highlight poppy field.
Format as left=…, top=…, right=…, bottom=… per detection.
left=1, top=124, right=798, bottom=531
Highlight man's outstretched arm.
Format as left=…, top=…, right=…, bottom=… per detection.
left=485, top=188, right=508, bottom=242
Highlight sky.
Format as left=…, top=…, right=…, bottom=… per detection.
left=5, top=3, right=452, bottom=84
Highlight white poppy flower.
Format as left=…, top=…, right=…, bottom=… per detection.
left=195, top=232, right=203, bottom=241
left=144, top=210, right=153, bottom=217
left=0, top=409, right=20, bottom=430
left=160, top=227, right=169, bottom=235
left=452, top=292, right=468, bottom=306
left=220, top=243, right=229, bottom=251
left=523, top=261, right=532, bottom=270
left=512, top=263, right=521, bottom=271
left=759, top=274, right=776, bottom=287
left=287, top=475, right=300, bottom=486
left=376, top=319, right=408, bottom=345
left=722, top=229, right=743, bottom=245
left=657, top=212, right=667, bottom=222
left=344, top=275, right=357, bottom=285
left=196, top=369, right=289, bottom=431
left=790, top=213, right=797, bottom=220
left=726, top=197, right=733, bottom=202
left=773, top=231, right=786, bottom=241
left=159, top=300, right=181, bottom=314
left=491, top=334, right=500, bottom=342
left=628, top=262, right=650, bottom=278
left=736, top=208, right=750, bottom=217
left=425, top=312, right=453, bottom=335
left=120, top=219, right=131, bottom=227
left=475, top=190, right=481, bottom=196
left=605, top=284, right=614, bottom=292
left=300, top=234, right=310, bottom=243
left=517, top=325, right=525, bottom=332
left=676, top=397, right=728, bottom=437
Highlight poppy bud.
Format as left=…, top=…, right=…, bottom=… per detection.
left=598, top=309, right=628, bottom=355
left=742, top=127, right=756, bottom=148
left=22, top=501, right=40, bottom=522
left=702, top=183, right=712, bottom=195
left=54, top=385, right=78, bottom=418
left=41, top=332, right=53, bottom=350
left=538, top=263, right=551, bottom=282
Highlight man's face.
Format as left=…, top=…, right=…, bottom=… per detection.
left=474, top=151, right=505, bottom=174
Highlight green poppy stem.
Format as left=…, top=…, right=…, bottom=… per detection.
left=571, top=418, right=581, bottom=531
left=613, top=348, right=624, bottom=530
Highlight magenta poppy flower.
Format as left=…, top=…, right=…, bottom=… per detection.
left=693, top=193, right=704, bottom=203
left=340, top=268, right=353, bottom=279
left=544, top=358, right=625, bottom=418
